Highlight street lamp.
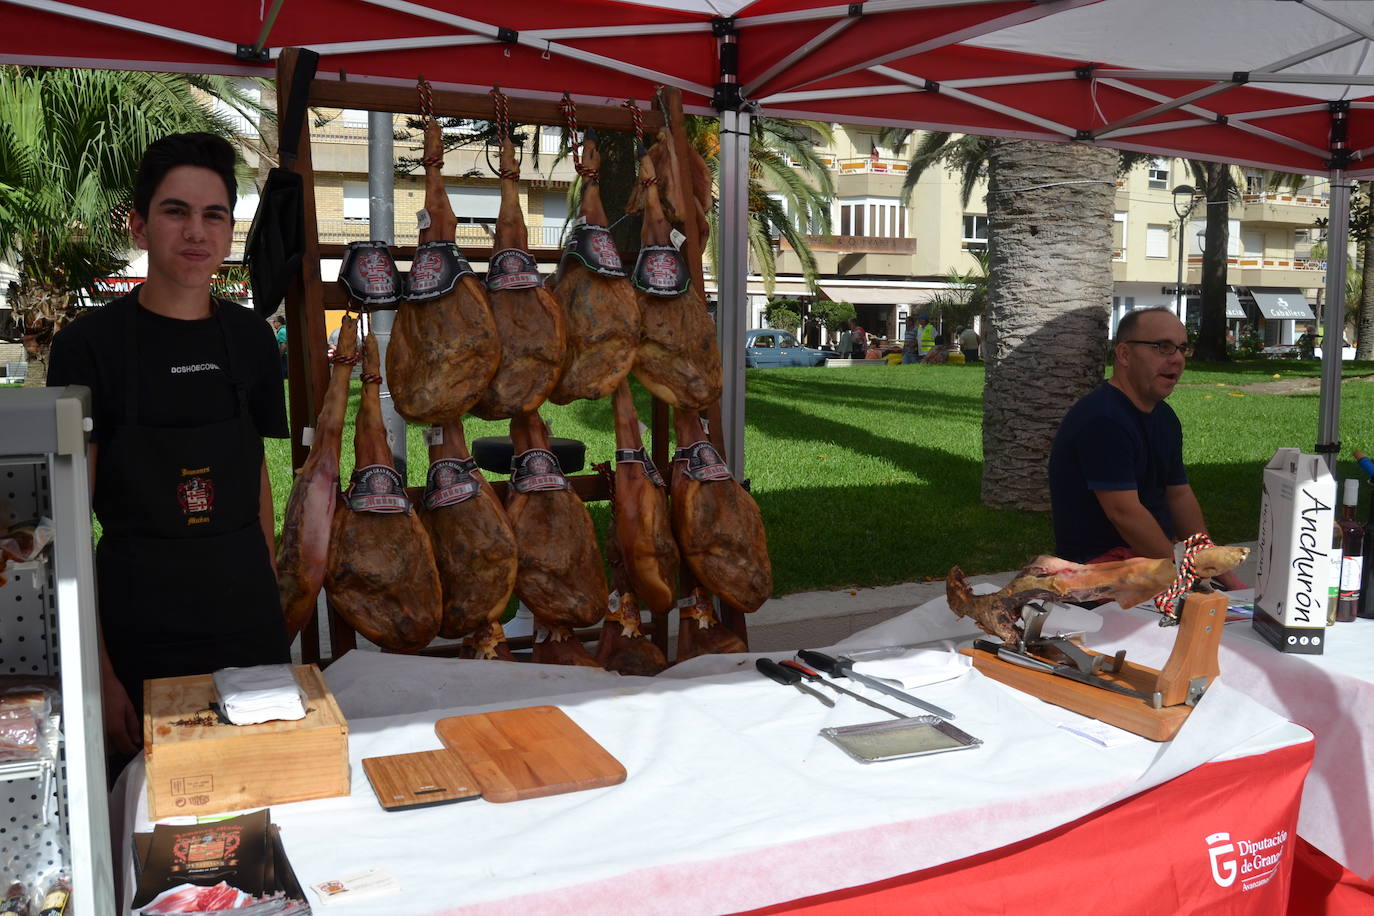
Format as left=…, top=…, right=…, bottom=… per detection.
left=1172, top=184, right=1198, bottom=318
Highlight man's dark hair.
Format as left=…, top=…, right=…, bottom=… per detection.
left=1114, top=306, right=1175, bottom=346
left=132, top=132, right=237, bottom=219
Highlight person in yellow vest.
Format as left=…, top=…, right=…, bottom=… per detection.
left=902, top=313, right=936, bottom=363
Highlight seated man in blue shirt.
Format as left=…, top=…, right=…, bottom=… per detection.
left=1048, top=307, right=1244, bottom=587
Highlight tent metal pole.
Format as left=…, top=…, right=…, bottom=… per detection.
left=718, top=107, right=751, bottom=479
left=1317, top=167, right=1351, bottom=471
left=366, top=110, right=407, bottom=481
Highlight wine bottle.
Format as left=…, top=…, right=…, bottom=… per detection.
left=1329, top=495, right=1344, bottom=625
left=1338, top=478, right=1363, bottom=622
left=1355, top=450, right=1374, bottom=618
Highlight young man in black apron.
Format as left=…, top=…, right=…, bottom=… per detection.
left=48, top=133, right=291, bottom=759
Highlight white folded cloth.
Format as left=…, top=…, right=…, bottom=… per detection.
left=847, top=647, right=971, bottom=690
left=212, top=664, right=307, bottom=725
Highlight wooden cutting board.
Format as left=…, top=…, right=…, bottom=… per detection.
left=361, top=749, right=482, bottom=811
left=435, top=705, right=626, bottom=803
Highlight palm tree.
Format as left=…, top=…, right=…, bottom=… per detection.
left=880, top=128, right=1117, bottom=511
left=0, top=66, right=252, bottom=383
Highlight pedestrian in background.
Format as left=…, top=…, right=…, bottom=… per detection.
left=271, top=315, right=288, bottom=378
left=959, top=325, right=980, bottom=362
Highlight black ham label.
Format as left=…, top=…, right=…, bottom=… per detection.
left=408, top=241, right=474, bottom=301
left=486, top=248, right=543, bottom=291
left=510, top=448, right=571, bottom=493
left=423, top=457, right=481, bottom=509
left=561, top=224, right=626, bottom=278
left=345, top=464, right=410, bottom=513
left=615, top=447, right=667, bottom=489
left=673, top=441, right=732, bottom=482
left=632, top=244, right=690, bottom=297
left=338, top=241, right=403, bottom=305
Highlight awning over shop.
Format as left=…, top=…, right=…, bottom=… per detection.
left=815, top=285, right=943, bottom=306
left=1226, top=291, right=1246, bottom=320
left=1248, top=288, right=1315, bottom=321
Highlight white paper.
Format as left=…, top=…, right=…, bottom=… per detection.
left=311, top=868, right=401, bottom=907
left=848, top=647, right=970, bottom=690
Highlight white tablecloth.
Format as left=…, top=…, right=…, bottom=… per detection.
left=116, top=645, right=1308, bottom=914
left=1089, top=593, right=1374, bottom=880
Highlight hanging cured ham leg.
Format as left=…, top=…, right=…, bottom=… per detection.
left=596, top=536, right=669, bottom=676
left=325, top=329, right=442, bottom=651
left=675, top=588, right=747, bottom=661
left=417, top=420, right=518, bottom=657
left=385, top=91, right=498, bottom=424
left=276, top=314, right=358, bottom=638
left=472, top=125, right=566, bottom=420
left=505, top=410, right=606, bottom=666
left=609, top=381, right=678, bottom=616
left=629, top=142, right=722, bottom=411
left=671, top=409, right=773, bottom=614
left=550, top=130, right=640, bottom=404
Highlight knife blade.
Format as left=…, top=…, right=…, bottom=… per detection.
left=755, top=658, right=835, bottom=708
left=971, top=640, right=1161, bottom=707
left=798, top=650, right=956, bottom=720
left=780, top=659, right=906, bottom=719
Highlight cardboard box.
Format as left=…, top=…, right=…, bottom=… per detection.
left=144, top=664, right=349, bottom=820
left=1253, top=448, right=1335, bottom=654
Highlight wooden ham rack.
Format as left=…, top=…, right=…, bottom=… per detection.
left=273, top=48, right=748, bottom=664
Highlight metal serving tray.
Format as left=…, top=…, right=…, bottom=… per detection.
left=820, top=715, right=982, bottom=764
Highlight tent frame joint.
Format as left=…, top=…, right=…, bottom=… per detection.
left=712, top=17, right=737, bottom=37
left=1315, top=441, right=1341, bottom=455
left=235, top=43, right=270, bottom=62
left=847, top=2, right=864, bottom=16
left=496, top=26, right=518, bottom=44
left=1231, top=71, right=1249, bottom=85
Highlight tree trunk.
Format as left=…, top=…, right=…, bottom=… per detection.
left=981, top=140, right=1116, bottom=512
left=1194, top=163, right=1231, bottom=361
left=1357, top=181, right=1374, bottom=359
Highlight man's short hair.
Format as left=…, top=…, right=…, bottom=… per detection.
left=132, top=132, right=237, bottom=219
left=1114, top=306, right=1175, bottom=346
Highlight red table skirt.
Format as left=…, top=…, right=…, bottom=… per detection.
left=1289, top=837, right=1374, bottom=915
left=744, top=740, right=1314, bottom=916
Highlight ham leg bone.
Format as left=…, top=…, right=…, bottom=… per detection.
left=947, top=546, right=1250, bottom=643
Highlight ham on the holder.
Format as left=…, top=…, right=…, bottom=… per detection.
left=608, top=380, right=678, bottom=616
left=276, top=313, right=357, bottom=638
left=549, top=129, right=641, bottom=404
left=417, top=420, right=519, bottom=660
left=385, top=111, right=499, bottom=424
left=324, top=327, right=442, bottom=652
left=505, top=410, right=607, bottom=666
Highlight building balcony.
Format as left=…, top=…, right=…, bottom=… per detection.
left=1182, top=255, right=1325, bottom=290
left=1239, top=192, right=1329, bottom=227
left=835, top=157, right=910, bottom=175
left=787, top=235, right=916, bottom=255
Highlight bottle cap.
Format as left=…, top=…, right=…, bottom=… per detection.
left=1345, top=478, right=1360, bottom=505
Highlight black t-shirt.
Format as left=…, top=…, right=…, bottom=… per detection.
left=47, top=291, right=289, bottom=443
left=1047, top=382, right=1188, bottom=562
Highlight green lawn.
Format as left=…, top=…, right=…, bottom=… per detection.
left=266, top=358, right=1374, bottom=597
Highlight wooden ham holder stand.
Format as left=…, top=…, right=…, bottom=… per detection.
left=959, top=590, right=1228, bottom=741
left=273, top=49, right=748, bottom=664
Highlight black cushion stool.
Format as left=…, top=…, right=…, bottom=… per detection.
left=471, top=436, right=587, bottom=475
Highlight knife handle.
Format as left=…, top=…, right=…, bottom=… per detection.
left=780, top=659, right=823, bottom=681
left=756, top=657, right=800, bottom=685
left=796, top=649, right=842, bottom=677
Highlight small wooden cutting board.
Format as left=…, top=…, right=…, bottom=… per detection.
left=362, top=749, right=482, bottom=811
left=435, top=705, right=626, bottom=803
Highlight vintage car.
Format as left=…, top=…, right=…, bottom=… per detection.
left=744, top=329, right=834, bottom=368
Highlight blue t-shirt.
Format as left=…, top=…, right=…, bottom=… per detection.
left=1047, top=382, right=1188, bottom=562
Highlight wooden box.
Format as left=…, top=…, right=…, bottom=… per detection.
left=144, top=664, right=349, bottom=820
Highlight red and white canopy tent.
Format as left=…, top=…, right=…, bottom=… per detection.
left=5, top=0, right=1374, bottom=468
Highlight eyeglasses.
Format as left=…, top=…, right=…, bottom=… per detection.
left=1125, top=339, right=1193, bottom=358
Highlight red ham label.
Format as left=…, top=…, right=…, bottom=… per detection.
left=408, top=241, right=474, bottom=301
left=673, top=441, right=732, bottom=481
left=423, top=457, right=481, bottom=509
left=633, top=244, right=690, bottom=297
left=615, top=447, right=667, bottom=489
left=510, top=449, right=571, bottom=493
left=561, top=224, right=626, bottom=278
left=345, top=465, right=411, bottom=514
left=485, top=248, right=543, bottom=291
left=338, top=241, right=403, bottom=305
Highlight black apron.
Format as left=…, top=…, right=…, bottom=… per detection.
left=96, top=298, right=289, bottom=714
